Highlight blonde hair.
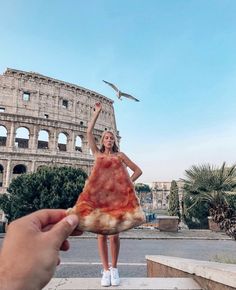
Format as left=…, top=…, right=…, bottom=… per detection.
left=100, top=130, right=119, bottom=153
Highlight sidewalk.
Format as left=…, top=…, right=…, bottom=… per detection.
left=70, top=228, right=231, bottom=240
left=0, top=228, right=231, bottom=241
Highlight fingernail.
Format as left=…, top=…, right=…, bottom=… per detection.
left=65, top=215, right=78, bottom=227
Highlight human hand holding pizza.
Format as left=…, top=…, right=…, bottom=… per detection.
left=0, top=209, right=81, bottom=290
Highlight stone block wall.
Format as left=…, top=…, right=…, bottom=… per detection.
left=0, top=68, right=119, bottom=192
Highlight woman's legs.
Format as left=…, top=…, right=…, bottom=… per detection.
left=97, top=234, right=109, bottom=270
left=97, top=233, right=120, bottom=269
left=109, top=234, right=120, bottom=268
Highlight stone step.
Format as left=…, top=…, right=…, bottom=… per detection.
left=44, top=277, right=202, bottom=290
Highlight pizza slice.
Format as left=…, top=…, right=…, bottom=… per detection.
left=67, top=155, right=145, bottom=235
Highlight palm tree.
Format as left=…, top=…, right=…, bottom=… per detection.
left=182, top=162, right=236, bottom=238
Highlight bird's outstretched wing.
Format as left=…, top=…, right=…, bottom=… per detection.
left=121, top=92, right=140, bottom=102
left=103, top=80, right=119, bottom=92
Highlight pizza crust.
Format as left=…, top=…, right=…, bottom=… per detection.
left=67, top=205, right=145, bottom=235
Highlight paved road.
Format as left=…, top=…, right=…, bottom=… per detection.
left=55, top=238, right=236, bottom=278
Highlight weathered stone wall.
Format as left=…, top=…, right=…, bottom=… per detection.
left=152, top=181, right=184, bottom=210
left=0, top=68, right=119, bottom=193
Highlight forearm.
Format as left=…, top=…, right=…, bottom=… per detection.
left=0, top=280, right=31, bottom=290
left=87, top=111, right=100, bottom=133
left=0, top=268, right=37, bottom=290
left=130, top=168, right=142, bottom=182
left=0, top=254, right=54, bottom=290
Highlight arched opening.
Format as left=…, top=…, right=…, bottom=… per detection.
left=15, top=127, right=30, bottom=148
left=0, top=164, right=4, bottom=187
left=58, top=132, right=67, bottom=151
left=38, top=130, right=49, bottom=149
left=157, top=200, right=162, bottom=209
left=75, top=136, right=82, bottom=152
left=0, top=125, right=7, bottom=146
left=12, top=164, right=27, bottom=179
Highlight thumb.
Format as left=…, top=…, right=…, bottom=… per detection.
left=48, top=214, right=79, bottom=249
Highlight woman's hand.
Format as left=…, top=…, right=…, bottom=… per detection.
left=0, top=209, right=81, bottom=290
left=94, top=102, right=102, bottom=114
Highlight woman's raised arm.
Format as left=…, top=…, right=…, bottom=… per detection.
left=87, top=102, right=102, bottom=155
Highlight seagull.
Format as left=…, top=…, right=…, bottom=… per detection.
left=103, top=80, right=139, bottom=102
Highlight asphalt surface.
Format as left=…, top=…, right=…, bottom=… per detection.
left=51, top=228, right=236, bottom=278
left=1, top=228, right=235, bottom=278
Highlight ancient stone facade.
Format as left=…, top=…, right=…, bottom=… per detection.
left=0, top=68, right=119, bottom=193
left=151, top=181, right=184, bottom=210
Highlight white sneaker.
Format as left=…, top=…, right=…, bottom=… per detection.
left=101, top=269, right=111, bottom=287
left=110, top=267, right=120, bottom=286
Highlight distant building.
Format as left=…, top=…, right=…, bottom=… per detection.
left=151, top=181, right=184, bottom=210
left=0, top=68, right=119, bottom=193
left=136, top=180, right=184, bottom=212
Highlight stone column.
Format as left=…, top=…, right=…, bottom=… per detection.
left=73, top=99, right=76, bottom=121
left=7, top=122, right=16, bottom=148
left=152, top=191, right=157, bottom=210
left=69, top=131, right=75, bottom=153
left=36, top=90, right=40, bottom=118
left=50, top=130, right=58, bottom=154
left=13, top=88, right=19, bottom=114
left=29, top=126, right=38, bottom=151
left=5, top=159, right=11, bottom=188
left=31, top=160, right=36, bottom=173
left=83, top=138, right=90, bottom=154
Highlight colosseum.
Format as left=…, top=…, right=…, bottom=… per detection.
left=0, top=68, right=119, bottom=194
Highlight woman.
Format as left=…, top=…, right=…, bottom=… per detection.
left=87, top=102, right=142, bottom=287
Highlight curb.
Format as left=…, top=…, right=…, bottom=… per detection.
left=0, top=231, right=232, bottom=241
left=69, top=235, right=231, bottom=240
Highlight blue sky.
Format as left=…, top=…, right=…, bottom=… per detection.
left=0, top=0, right=236, bottom=183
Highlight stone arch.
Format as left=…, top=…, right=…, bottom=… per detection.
left=75, top=135, right=82, bottom=152
left=38, top=129, right=49, bottom=149
left=0, top=164, right=3, bottom=187
left=0, top=125, right=7, bottom=146
left=15, top=127, right=30, bottom=148
left=58, top=132, right=68, bottom=151
left=12, top=164, right=27, bottom=179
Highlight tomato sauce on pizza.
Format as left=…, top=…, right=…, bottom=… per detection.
left=67, top=154, right=145, bottom=235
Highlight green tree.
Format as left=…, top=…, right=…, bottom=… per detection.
left=227, top=193, right=236, bottom=211
left=183, top=193, right=209, bottom=229
left=135, top=183, right=151, bottom=205
left=0, top=166, right=87, bottom=222
left=182, top=162, right=236, bottom=235
left=168, top=180, right=180, bottom=219
left=135, top=183, right=151, bottom=193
